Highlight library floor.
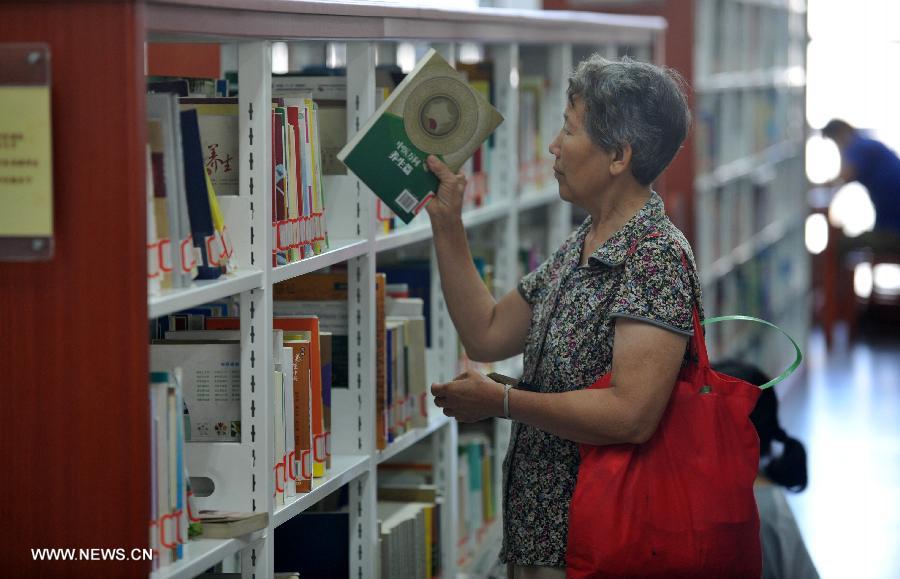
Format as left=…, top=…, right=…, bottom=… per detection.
left=781, top=322, right=900, bottom=579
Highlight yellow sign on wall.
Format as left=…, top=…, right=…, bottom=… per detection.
left=0, top=85, right=53, bottom=237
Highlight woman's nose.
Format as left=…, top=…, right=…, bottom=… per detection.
left=549, top=135, right=560, bottom=156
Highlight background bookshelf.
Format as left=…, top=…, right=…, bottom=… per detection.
left=544, top=0, right=812, bottom=379
left=0, top=1, right=662, bottom=577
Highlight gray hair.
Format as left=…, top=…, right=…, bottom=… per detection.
left=567, top=55, right=690, bottom=186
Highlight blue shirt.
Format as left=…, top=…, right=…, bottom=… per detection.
left=844, top=134, right=900, bottom=233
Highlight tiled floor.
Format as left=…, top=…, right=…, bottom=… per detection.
left=780, top=325, right=900, bottom=579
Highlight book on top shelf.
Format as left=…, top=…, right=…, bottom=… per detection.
left=337, top=49, right=503, bottom=224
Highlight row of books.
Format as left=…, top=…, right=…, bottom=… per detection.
left=148, top=370, right=190, bottom=569
left=454, top=253, right=500, bottom=375
left=695, top=88, right=805, bottom=175
left=151, top=300, right=240, bottom=340
left=166, top=90, right=333, bottom=268
left=377, top=485, right=444, bottom=579
left=373, top=428, right=504, bottom=578
left=458, top=62, right=495, bottom=213
left=274, top=69, right=436, bottom=236
left=270, top=98, right=330, bottom=266
left=695, top=0, right=798, bottom=79
left=265, top=479, right=444, bottom=579
left=457, top=433, right=497, bottom=568
left=274, top=271, right=431, bottom=450
left=695, top=155, right=805, bottom=274
left=146, top=92, right=237, bottom=295
left=149, top=367, right=264, bottom=570
left=145, top=74, right=347, bottom=295
left=706, top=229, right=806, bottom=358
left=518, top=75, right=553, bottom=192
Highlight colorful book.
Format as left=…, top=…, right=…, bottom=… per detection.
left=304, top=98, right=328, bottom=254
left=147, top=93, right=194, bottom=287
left=206, top=317, right=326, bottom=477
left=337, top=49, right=503, bottom=223
left=179, top=97, right=239, bottom=196
left=273, top=107, right=289, bottom=266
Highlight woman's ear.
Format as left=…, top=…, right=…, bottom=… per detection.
left=610, top=143, right=632, bottom=177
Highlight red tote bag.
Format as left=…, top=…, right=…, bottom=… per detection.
left=566, top=305, right=763, bottom=578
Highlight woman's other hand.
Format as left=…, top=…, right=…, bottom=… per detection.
left=431, top=370, right=504, bottom=423
left=425, top=155, right=466, bottom=225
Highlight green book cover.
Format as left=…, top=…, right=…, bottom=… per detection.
left=337, top=49, right=503, bottom=224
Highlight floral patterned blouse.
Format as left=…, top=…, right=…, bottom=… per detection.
left=500, top=191, right=704, bottom=567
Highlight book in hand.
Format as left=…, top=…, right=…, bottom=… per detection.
left=197, top=510, right=268, bottom=539
left=337, top=48, right=503, bottom=224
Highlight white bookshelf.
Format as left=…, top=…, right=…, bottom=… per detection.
left=143, top=2, right=663, bottom=577
left=578, top=0, right=809, bottom=403
left=149, top=269, right=264, bottom=319
left=153, top=535, right=262, bottom=579
left=692, top=0, right=810, bottom=368
left=273, top=454, right=372, bottom=528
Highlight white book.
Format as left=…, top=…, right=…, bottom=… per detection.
left=393, top=322, right=407, bottom=431
left=386, top=321, right=403, bottom=437
left=151, top=378, right=173, bottom=566
left=146, top=93, right=188, bottom=288
left=385, top=297, right=424, bottom=318
left=146, top=145, right=162, bottom=297
left=274, top=369, right=285, bottom=506
left=387, top=316, right=427, bottom=428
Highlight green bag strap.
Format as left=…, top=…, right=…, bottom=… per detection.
left=701, top=315, right=803, bottom=390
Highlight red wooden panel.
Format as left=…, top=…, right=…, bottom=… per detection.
left=148, top=42, right=221, bottom=79
left=0, top=2, right=149, bottom=576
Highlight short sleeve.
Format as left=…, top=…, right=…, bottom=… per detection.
left=517, top=254, right=555, bottom=307
left=609, top=239, right=696, bottom=335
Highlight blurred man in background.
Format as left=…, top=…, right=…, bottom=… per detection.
left=823, top=119, right=900, bottom=242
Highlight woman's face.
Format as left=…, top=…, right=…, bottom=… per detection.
left=548, top=95, right=614, bottom=206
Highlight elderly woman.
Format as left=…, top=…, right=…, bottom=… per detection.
left=426, top=55, right=700, bottom=578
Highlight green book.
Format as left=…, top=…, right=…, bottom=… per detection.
left=338, top=49, right=503, bottom=223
